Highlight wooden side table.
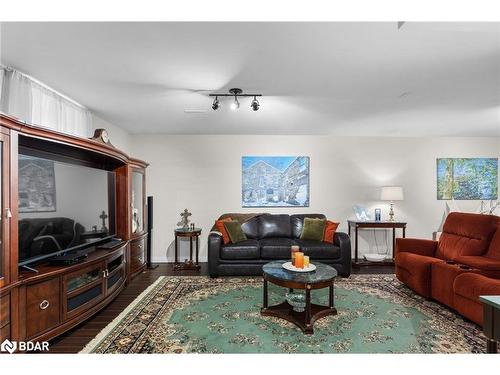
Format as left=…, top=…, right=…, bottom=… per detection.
left=347, top=220, right=407, bottom=267
left=174, top=228, right=202, bottom=271
left=480, top=295, right=500, bottom=353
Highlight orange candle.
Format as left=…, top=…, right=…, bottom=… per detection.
left=295, top=252, right=304, bottom=269
left=291, top=245, right=300, bottom=266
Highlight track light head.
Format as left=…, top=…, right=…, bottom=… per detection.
left=212, top=96, right=220, bottom=110
left=230, top=96, right=240, bottom=110
left=250, top=96, right=260, bottom=111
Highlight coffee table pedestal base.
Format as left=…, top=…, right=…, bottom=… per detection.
left=261, top=301, right=337, bottom=335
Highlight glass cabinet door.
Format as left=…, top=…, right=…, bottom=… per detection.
left=0, top=139, right=3, bottom=285
left=0, top=133, right=9, bottom=288
left=64, top=263, right=105, bottom=318
left=131, top=170, right=144, bottom=234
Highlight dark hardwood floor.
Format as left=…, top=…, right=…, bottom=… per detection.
left=47, top=262, right=394, bottom=353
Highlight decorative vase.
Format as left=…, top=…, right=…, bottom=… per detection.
left=285, top=292, right=306, bottom=312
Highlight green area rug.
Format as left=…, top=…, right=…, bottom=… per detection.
left=81, top=275, right=486, bottom=353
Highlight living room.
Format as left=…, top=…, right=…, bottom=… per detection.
left=0, top=1, right=499, bottom=373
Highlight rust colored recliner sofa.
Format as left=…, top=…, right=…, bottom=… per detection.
left=395, top=212, right=500, bottom=326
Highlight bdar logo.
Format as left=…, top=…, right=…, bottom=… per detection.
left=1, top=339, right=17, bottom=354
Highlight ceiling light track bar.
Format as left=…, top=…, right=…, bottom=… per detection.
left=209, top=94, right=262, bottom=97
left=210, top=87, right=261, bottom=111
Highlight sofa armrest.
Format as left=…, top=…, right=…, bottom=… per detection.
left=396, top=238, right=437, bottom=257
left=208, top=232, right=223, bottom=277
left=334, top=232, right=352, bottom=277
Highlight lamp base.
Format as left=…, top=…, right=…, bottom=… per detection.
left=389, top=203, right=395, bottom=222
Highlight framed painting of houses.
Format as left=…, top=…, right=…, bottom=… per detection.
left=437, top=158, right=498, bottom=200
left=242, top=156, right=310, bottom=207
left=19, top=155, right=57, bottom=212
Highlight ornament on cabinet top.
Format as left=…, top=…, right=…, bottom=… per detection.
left=91, top=128, right=113, bottom=146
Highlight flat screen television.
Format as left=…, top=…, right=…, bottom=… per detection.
left=18, top=152, right=116, bottom=267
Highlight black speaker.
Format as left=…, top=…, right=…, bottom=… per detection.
left=146, top=196, right=158, bottom=269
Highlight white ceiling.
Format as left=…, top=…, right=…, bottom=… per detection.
left=1, top=22, right=499, bottom=136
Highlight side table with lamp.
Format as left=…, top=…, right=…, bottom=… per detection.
left=349, top=186, right=407, bottom=267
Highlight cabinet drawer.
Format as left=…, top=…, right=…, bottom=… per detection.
left=0, top=294, right=9, bottom=328
left=130, top=238, right=146, bottom=274
left=130, top=250, right=146, bottom=273
left=26, top=278, right=61, bottom=339
left=130, top=238, right=146, bottom=257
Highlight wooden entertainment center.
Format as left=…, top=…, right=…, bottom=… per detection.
left=0, top=114, right=148, bottom=345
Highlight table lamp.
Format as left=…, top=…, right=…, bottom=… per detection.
left=381, top=186, right=404, bottom=222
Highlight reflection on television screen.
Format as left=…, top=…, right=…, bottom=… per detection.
left=18, top=154, right=116, bottom=266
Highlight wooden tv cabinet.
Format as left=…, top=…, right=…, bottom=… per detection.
left=0, top=114, right=148, bottom=345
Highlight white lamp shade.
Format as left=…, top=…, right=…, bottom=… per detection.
left=381, top=186, right=404, bottom=201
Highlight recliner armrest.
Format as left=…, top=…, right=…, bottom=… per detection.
left=396, top=238, right=437, bottom=257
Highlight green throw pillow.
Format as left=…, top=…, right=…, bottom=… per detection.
left=300, top=218, right=326, bottom=242
left=223, top=221, right=248, bottom=243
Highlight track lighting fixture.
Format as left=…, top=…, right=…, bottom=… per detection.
left=250, top=96, right=260, bottom=111
left=209, top=88, right=262, bottom=111
left=212, top=96, right=220, bottom=110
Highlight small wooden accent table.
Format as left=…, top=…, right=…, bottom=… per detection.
left=174, top=228, right=202, bottom=271
left=347, top=220, right=407, bottom=267
left=480, top=295, right=500, bottom=353
left=261, top=261, right=337, bottom=334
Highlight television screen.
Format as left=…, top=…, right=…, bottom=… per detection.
left=18, top=154, right=116, bottom=266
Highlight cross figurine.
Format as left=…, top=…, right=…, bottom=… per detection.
left=177, top=208, right=192, bottom=229
left=100, top=210, right=108, bottom=232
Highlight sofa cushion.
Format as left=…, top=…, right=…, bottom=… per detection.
left=436, top=212, right=499, bottom=260
left=259, top=214, right=292, bottom=238
left=223, top=221, right=248, bottom=243
left=291, top=214, right=326, bottom=238
left=395, top=252, right=443, bottom=297
left=300, top=218, right=326, bottom=242
left=323, top=220, right=339, bottom=244
left=240, top=216, right=260, bottom=239
left=220, top=239, right=260, bottom=260
left=215, top=217, right=232, bottom=244
left=260, top=237, right=296, bottom=259
left=294, top=239, right=341, bottom=259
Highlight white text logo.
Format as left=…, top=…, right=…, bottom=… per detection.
left=0, top=339, right=49, bottom=353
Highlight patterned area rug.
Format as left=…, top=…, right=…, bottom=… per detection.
left=81, top=275, right=486, bottom=353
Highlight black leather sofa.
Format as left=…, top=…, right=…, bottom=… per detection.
left=208, top=213, right=351, bottom=277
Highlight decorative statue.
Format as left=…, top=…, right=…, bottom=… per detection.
left=177, top=208, right=192, bottom=229
left=131, top=191, right=140, bottom=233
left=99, top=210, right=108, bottom=232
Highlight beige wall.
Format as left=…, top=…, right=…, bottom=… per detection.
left=130, top=135, right=500, bottom=263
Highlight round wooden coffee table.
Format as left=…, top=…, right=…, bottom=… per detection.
left=261, top=260, right=338, bottom=334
